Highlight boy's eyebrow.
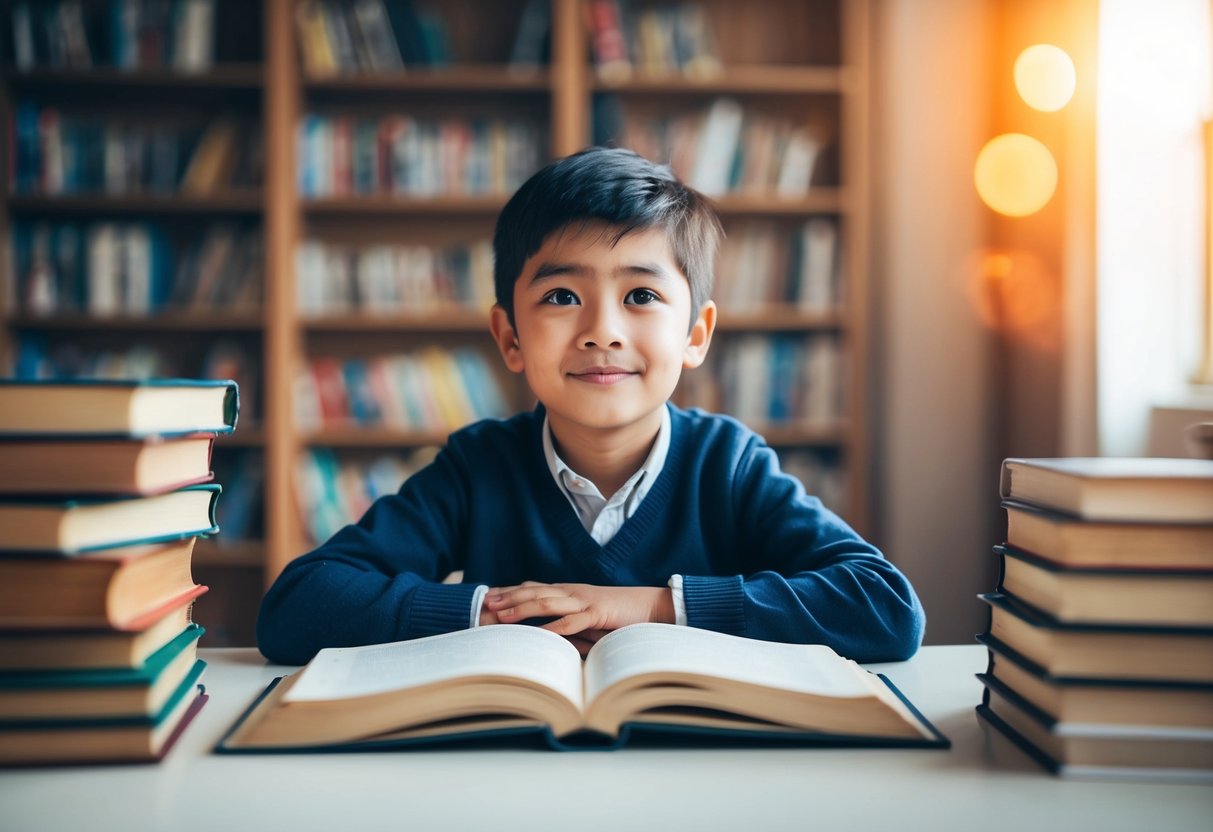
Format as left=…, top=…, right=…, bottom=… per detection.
left=528, top=261, right=676, bottom=284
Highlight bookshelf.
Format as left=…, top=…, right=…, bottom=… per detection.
left=1, top=0, right=872, bottom=645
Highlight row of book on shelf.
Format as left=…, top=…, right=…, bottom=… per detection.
left=9, top=0, right=219, bottom=72
left=599, top=96, right=829, bottom=199
left=717, top=219, right=839, bottom=312
left=11, top=221, right=262, bottom=317
left=680, top=333, right=843, bottom=429
left=977, top=455, right=1213, bottom=781
left=12, top=107, right=261, bottom=196
left=588, top=0, right=721, bottom=79
left=295, top=237, right=493, bottom=315
left=294, top=0, right=457, bottom=74
left=297, top=113, right=544, bottom=198
left=294, top=348, right=511, bottom=433
left=0, top=376, right=241, bottom=765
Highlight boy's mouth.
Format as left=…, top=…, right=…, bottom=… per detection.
left=569, top=366, right=635, bottom=385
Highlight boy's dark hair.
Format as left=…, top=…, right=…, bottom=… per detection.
left=492, top=146, right=723, bottom=327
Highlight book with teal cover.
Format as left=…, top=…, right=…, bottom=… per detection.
left=0, top=624, right=203, bottom=689
left=0, top=484, right=220, bottom=553
left=0, top=377, right=239, bottom=437
left=0, top=659, right=205, bottom=730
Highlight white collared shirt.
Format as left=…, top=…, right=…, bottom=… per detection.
left=469, top=406, right=687, bottom=627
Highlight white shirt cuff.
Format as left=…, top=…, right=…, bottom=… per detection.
left=667, top=574, right=687, bottom=626
left=470, top=584, right=490, bottom=628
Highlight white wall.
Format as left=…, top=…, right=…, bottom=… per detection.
left=870, top=0, right=1002, bottom=644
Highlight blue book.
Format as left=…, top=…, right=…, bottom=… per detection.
left=0, top=377, right=238, bottom=437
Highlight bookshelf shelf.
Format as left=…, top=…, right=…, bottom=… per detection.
left=302, top=196, right=510, bottom=216
left=304, top=67, right=551, bottom=92
left=301, top=428, right=452, bottom=448
left=7, top=193, right=265, bottom=217
left=6, top=313, right=264, bottom=332
left=716, top=310, right=845, bottom=331
left=3, top=66, right=265, bottom=92
left=302, top=312, right=490, bottom=332
left=1, top=0, right=873, bottom=644
left=593, top=66, right=845, bottom=95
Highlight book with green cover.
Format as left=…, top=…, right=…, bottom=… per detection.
left=0, top=484, right=220, bottom=553
left=0, top=378, right=239, bottom=438
left=0, top=625, right=204, bottom=720
left=0, top=662, right=208, bottom=766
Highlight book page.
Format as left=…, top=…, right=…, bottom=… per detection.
left=583, top=623, right=874, bottom=705
left=283, top=625, right=584, bottom=709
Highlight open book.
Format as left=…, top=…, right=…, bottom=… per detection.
left=219, top=623, right=948, bottom=752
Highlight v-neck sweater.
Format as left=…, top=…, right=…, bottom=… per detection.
left=257, top=404, right=925, bottom=665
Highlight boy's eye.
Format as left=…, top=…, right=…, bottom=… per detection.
left=625, top=288, right=660, bottom=305
left=541, top=288, right=579, bottom=306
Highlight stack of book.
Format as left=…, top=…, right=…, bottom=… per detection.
left=0, top=378, right=239, bottom=766
left=976, top=456, right=1213, bottom=781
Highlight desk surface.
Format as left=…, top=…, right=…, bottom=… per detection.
left=1, top=645, right=1210, bottom=831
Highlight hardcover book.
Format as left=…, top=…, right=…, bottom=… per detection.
left=995, top=544, right=1213, bottom=627
left=980, top=637, right=1213, bottom=730
left=0, top=484, right=220, bottom=554
left=218, top=623, right=949, bottom=753
left=979, top=593, right=1213, bottom=684
left=0, top=601, right=195, bottom=670
left=977, top=674, right=1213, bottom=782
left=0, top=669, right=207, bottom=766
left=0, top=378, right=238, bottom=438
left=0, top=434, right=216, bottom=496
left=1002, top=499, right=1213, bottom=571
left=0, top=625, right=204, bottom=720
left=0, top=537, right=206, bottom=630
left=999, top=457, right=1213, bottom=523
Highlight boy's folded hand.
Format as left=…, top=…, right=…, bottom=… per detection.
left=482, top=582, right=675, bottom=646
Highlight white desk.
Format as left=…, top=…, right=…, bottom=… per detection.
left=1, top=645, right=1210, bottom=832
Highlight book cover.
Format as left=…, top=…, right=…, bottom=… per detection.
left=0, top=669, right=208, bottom=766
left=976, top=674, right=1213, bottom=782
left=1000, top=457, right=1213, bottom=523
left=1002, top=499, right=1213, bottom=570
left=0, top=434, right=215, bottom=496
left=994, top=544, right=1213, bottom=627
left=0, top=484, right=220, bottom=554
left=0, top=629, right=204, bottom=721
left=0, top=601, right=196, bottom=670
left=978, top=593, right=1213, bottom=684
left=0, top=378, right=238, bottom=438
left=979, top=635, right=1213, bottom=729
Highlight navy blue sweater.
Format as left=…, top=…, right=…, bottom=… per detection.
left=257, top=405, right=925, bottom=665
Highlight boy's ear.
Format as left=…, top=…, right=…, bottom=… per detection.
left=683, top=300, right=717, bottom=369
left=489, top=304, right=526, bottom=373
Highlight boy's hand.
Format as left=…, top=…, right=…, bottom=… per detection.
left=480, top=582, right=675, bottom=647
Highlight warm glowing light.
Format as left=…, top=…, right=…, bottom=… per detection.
left=1014, top=44, right=1076, bottom=112
left=974, top=134, right=1058, bottom=217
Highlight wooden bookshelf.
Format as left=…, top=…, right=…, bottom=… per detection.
left=0, top=0, right=873, bottom=645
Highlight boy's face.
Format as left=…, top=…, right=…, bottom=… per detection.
left=490, top=223, right=715, bottom=442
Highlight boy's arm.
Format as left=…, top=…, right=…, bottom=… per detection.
left=683, top=441, right=925, bottom=663
left=256, top=451, right=478, bottom=665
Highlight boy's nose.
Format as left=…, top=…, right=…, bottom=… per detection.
left=580, top=305, right=625, bottom=349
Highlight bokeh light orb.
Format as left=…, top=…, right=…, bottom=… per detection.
left=974, top=133, right=1058, bottom=217
left=1014, top=44, right=1076, bottom=112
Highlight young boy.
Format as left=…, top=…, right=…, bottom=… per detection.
left=257, top=147, right=925, bottom=665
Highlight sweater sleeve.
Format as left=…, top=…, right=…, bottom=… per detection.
left=682, top=438, right=925, bottom=663
left=256, top=446, right=477, bottom=665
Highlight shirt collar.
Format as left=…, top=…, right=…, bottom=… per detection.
left=542, top=405, right=671, bottom=502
